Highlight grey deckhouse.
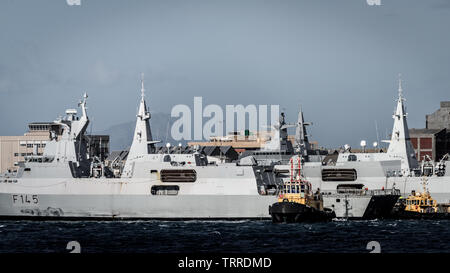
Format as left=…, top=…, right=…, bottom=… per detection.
left=40, top=93, right=92, bottom=178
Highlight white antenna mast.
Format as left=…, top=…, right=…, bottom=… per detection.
left=375, top=120, right=380, bottom=149
left=140, top=72, right=145, bottom=99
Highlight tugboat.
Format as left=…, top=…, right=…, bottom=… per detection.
left=391, top=177, right=450, bottom=219
left=269, top=156, right=335, bottom=223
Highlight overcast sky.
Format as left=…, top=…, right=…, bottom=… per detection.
left=0, top=0, right=449, bottom=148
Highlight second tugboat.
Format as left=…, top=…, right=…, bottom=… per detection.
left=391, top=177, right=450, bottom=219
left=269, top=156, right=335, bottom=223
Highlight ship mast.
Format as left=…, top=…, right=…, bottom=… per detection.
left=295, top=105, right=311, bottom=157
left=122, top=74, right=157, bottom=177
left=386, top=74, right=419, bottom=175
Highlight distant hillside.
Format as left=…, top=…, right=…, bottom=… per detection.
left=96, top=112, right=187, bottom=151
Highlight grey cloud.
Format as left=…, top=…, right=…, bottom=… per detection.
left=0, top=0, right=449, bottom=149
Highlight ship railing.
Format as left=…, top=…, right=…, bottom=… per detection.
left=370, top=189, right=401, bottom=196
left=24, top=155, right=54, bottom=163
left=322, top=188, right=400, bottom=196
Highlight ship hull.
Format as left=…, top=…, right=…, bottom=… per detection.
left=322, top=194, right=400, bottom=219
left=269, top=202, right=335, bottom=223
left=0, top=163, right=282, bottom=219
left=0, top=193, right=277, bottom=219
left=362, top=194, right=400, bottom=219
left=289, top=161, right=450, bottom=203
left=302, top=174, right=450, bottom=203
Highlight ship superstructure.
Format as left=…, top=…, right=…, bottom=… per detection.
left=239, top=106, right=326, bottom=166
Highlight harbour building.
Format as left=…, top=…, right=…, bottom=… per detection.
left=188, top=130, right=319, bottom=154
left=409, top=101, right=450, bottom=161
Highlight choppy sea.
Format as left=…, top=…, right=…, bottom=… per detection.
left=0, top=219, right=448, bottom=253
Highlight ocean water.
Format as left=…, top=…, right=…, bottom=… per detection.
left=0, top=219, right=448, bottom=253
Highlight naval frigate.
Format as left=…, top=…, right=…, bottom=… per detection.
left=271, top=78, right=450, bottom=203
left=0, top=79, right=280, bottom=219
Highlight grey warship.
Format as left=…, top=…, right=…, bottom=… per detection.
left=251, top=78, right=450, bottom=204
left=0, top=79, right=280, bottom=219
left=238, top=77, right=450, bottom=216
left=300, top=78, right=450, bottom=204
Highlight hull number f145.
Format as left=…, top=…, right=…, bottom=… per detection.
left=12, top=194, right=39, bottom=205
